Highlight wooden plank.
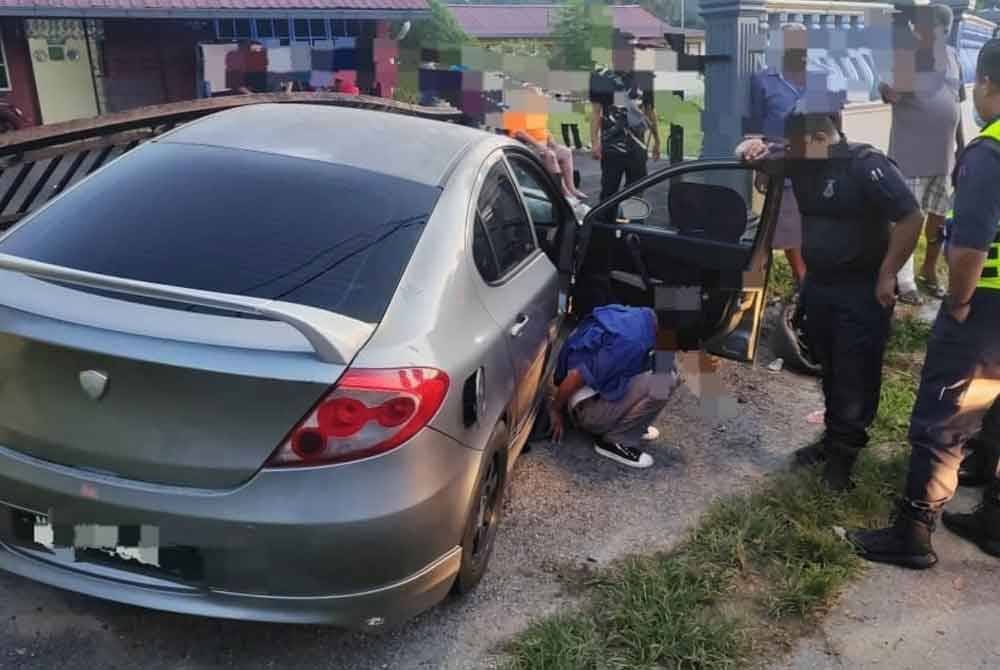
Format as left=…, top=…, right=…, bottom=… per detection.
left=0, top=163, right=34, bottom=215
left=16, top=155, right=62, bottom=214
left=0, top=128, right=155, bottom=170
left=86, top=145, right=116, bottom=175
left=47, top=150, right=89, bottom=200
left=0, top=93, right=464, bottom=157
left=0, top=213, right=21, bottom=230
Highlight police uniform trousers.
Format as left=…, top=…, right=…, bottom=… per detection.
left=906, top=291, right=1000, bottom=504
left=801, top=278, right=893, bottom=450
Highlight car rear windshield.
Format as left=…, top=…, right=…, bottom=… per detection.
left=0, top=141, right=441, bottom=324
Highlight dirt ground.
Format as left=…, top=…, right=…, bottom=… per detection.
left=771, top=483, right=1000, bottom=670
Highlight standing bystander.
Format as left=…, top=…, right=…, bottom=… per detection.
left=848, top=39, right=1000, bottom=569
left=745, top=23, right=811, bottom=285
left=588, top=31, right=660, bottom=200
left=880, top=5, right=966, bottom=305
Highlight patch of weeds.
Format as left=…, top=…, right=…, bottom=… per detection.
left=870, top=369, right=919, bottom=446
left=600, top=556, right=747, bottom=669
left=889, top=316, right=932, bottom=354
left=506, top=613, right=604, bottom=670
left=768, top=254, right=796, bottom=303
left=507, top=296, right=930, bottom=669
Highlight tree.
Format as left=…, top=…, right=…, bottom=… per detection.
left=402, top=0, right=471, bottom=52
left=550, top=0, right=598, bottom=70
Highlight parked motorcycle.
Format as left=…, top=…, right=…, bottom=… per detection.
left=771, top=290, right=822, bottom=377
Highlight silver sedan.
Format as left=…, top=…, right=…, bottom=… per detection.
left=0, top=103, right=782, bottom=629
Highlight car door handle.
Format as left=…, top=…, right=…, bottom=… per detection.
left=510, top=314, right=530, bottom=337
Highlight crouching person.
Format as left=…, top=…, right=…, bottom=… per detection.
left=548, top=305, right=681, bottom=468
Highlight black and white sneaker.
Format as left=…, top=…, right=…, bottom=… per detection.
left=594, top=438, right=654, bottom=469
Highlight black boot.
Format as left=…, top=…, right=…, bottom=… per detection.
left=943, top=484, right=1000, bottom=558
left=847, top=499, right=939, bottom=570
left=821, top=441, right=860, bottom=492
left=792, top=437, right=828, bottom=467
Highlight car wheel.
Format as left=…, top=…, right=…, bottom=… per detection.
left=452, top=422, right=508, bottom=595
left=772, top=292, right=822, bottom=377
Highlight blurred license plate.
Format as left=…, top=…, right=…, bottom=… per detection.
left=3, top=503, right=52, bottom=548
left=3, top=503, right=163, bottom=568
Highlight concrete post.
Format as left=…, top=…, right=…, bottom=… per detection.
left=699, top=0, right=768, bottom=160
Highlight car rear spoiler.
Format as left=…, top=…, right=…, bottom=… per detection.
left=0, top=252, right=372, bottom=365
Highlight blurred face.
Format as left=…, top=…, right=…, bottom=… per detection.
left=781, top=28, right=808, bottom=77
left=973, top=73, right=1000, bottom=123
left=788, top=128, right=838, bottom=160
left=783, top=48, right=807, bottom=77
left=911, top=9, right=949, bottom=47
left=934, top=22, right=951, bottom=43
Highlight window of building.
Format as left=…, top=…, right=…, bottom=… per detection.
left=255, top=19, right=274, bottom=38
left=214, top=17, right=361, bottom=45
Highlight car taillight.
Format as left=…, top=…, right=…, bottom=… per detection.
left=265, top=367, right=450, bottom=468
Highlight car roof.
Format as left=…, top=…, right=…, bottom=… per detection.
left=154, top=103, right=495, bottom=187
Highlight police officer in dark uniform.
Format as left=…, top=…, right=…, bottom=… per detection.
left=738, top=110, right=925, bottom=491
left=849, top=40, right=1000, bottom=568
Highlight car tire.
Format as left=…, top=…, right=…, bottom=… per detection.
left=772, top=293, right=822, bottom=377
left=452, top=421, right=509, bottom=596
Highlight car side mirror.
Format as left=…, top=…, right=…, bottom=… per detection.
left=618, top=197, right=652, bottom=222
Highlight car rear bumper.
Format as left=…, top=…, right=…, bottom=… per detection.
left=0, top=427, right=480, bottom=629
left=0, top=539, right=461, bottom=629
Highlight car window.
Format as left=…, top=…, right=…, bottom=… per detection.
left=616, top=168, right=760, bottom=247
left=476, top=161, right=537, bottom=277
left=507, top=158, right=557, bottom=228
left=472, top=213, right=500, bottom=282
left=0, top=142, right=439, bottom=324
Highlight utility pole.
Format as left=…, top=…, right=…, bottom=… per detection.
left=681, top=0, right=686, bottom=29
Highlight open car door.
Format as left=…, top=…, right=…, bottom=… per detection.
left=571, top=158, right=784, bottom=363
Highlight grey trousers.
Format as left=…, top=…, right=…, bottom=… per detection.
left=570, top=370, right=681, bottom=447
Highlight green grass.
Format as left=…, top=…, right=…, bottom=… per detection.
left=768, top=253, right=796, bottom=303
left=506, top=316, right=928, bottom=670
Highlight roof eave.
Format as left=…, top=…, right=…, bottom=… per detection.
left=0, top=7, right=430, bottom=19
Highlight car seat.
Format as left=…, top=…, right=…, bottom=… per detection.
left=667, top=181, right=747, bottom=244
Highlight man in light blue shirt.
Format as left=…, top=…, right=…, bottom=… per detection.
left=746, top=25, right=810, bottom=285
left=550, top=305, right=681, bottom=468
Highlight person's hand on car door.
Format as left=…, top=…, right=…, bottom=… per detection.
left=735, top=138, right=770, bottom=162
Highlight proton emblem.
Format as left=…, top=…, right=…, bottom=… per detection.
left=79, top=370, right=109, bottom=401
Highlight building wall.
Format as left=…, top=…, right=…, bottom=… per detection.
left=26, top=19, right=100, bottom=124
left=100, top=19, right=213, bottom=113
left=0, top=18, right=41, bottom=126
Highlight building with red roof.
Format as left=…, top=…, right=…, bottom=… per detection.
left=0, top=0, right=427, bottom=126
